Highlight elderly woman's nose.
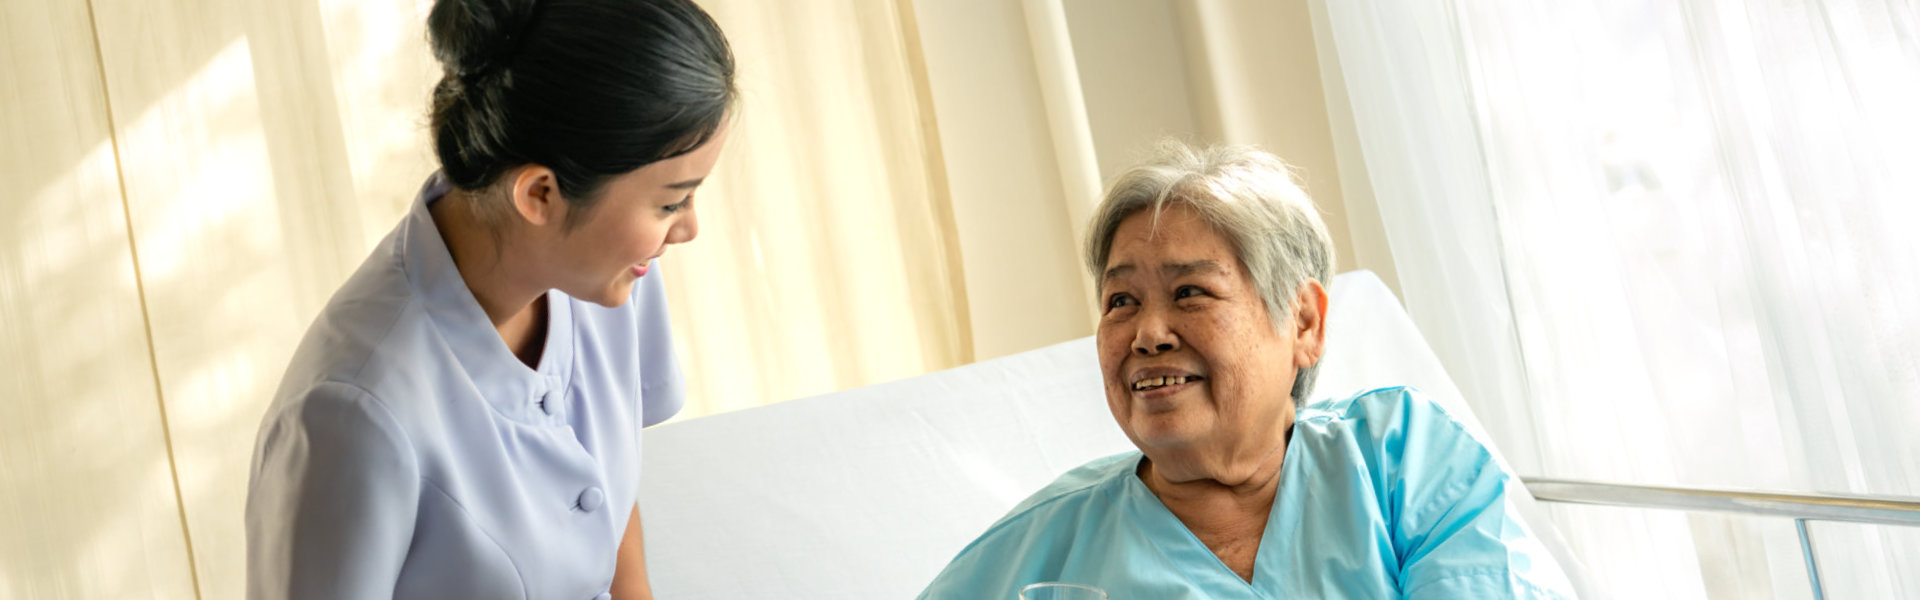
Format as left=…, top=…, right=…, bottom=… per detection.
left=1131, top=316, right=1180, bottom=355
left=1133, top=341, right=1176, bottom=356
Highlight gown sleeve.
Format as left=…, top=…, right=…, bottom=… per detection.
left=1383, top=389, right=1573, bottom=599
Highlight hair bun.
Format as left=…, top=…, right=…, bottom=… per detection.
left=427, top=0, right=539, bottom=79
left=427, top=0, right=736, bottom=198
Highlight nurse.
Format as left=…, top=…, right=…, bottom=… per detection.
left=918, top=142, right=1575, bottom=598
left=244, top=1, right=733, bottom=598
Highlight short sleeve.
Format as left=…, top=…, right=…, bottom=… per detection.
left=633, top=259, right=686, bottom=427
left=1383, top=390, right=1574, bottom=599
left=245, top=381, right=420, bottom=600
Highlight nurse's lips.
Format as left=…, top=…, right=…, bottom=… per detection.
left=630, top=253, right=663, bottom=278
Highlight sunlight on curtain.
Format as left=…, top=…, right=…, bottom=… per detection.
left=1321, top=0, right=1920, bottom=596
left=0, top=0, right=197, bottom=596
left=71, top=0, right=440, bottom=595
left=661, top=0, right=971, bottom=419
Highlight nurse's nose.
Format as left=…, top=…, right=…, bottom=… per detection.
left=667, top=207, right=698, bottom=244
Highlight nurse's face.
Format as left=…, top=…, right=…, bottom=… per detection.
left=538, top=120, right=730, bottom=307
left=1095, top=203, right=1324, bottom=478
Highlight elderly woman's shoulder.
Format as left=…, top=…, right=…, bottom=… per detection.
left=1296, top=386, right=1494, bottom=457
left=1300, top=385, right=1461, bottom=423
left=918, top=452, right=1143, bottom=598
left=958, top=452, right=1141, bottom=542
left=1012, top=451, right=1138, bottom=513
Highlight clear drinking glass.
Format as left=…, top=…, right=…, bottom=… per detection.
left=1018, top=582, right=1109, bottom=600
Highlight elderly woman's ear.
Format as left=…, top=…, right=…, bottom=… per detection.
left=1291, top=279, right=1329, bottom=369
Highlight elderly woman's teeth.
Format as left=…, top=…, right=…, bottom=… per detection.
left=1134, top=376, right=1190, bottom=391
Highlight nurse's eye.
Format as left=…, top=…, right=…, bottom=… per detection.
left=663, top=194, right=694, bottom=214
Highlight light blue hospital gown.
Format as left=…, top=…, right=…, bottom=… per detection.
left=919, top=387, right=1574, bottom=599
left=245, top=172, right=684, bottom=600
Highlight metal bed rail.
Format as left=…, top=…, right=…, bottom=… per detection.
left=1522, top=477, right=1920, bottom=600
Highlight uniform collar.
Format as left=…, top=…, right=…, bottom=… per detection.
left=400, top=171, right=576, bottom=425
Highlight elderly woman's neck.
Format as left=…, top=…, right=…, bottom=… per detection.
left=1138, top=435, right=1289, bottom=508
left=1137, top=428, right=1291, bottom=581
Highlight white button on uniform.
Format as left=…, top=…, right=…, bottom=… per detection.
left=593, top=593, right=612, bottom=600
left=577, top=487, right=605, bottom=512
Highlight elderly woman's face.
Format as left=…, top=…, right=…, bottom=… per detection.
left=1096, top=204, right=1316, bottom=467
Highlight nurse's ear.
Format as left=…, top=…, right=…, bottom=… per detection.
left=507, top=165, right=566, bottom=228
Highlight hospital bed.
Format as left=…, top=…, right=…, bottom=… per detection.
left=640, top=270, right=1917, bottom=598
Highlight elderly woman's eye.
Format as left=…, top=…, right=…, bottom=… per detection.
left=1175, top=285, right=1205, bottom=299
left=1106, top=293, right=1136, bottom=310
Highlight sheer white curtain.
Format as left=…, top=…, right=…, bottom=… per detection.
left=1318, top=0, right=1920, bottom=597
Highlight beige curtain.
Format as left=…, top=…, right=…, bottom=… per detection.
left=665, top=0, right=971, bottom=417
left=1, top=1, right=198, bottom=598
left=3, top=0, right=973, bottom=596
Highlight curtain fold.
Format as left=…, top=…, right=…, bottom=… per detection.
left=663, top=0, right=972, bottom=418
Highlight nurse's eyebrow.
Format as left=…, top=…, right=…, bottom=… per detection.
left=665, top=178, right=705, bottom=190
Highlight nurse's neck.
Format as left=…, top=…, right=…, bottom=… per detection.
left=431, top=189, right=550, bottom=369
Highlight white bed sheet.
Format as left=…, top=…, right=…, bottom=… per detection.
left=639, top=270, right=1587, bottom=598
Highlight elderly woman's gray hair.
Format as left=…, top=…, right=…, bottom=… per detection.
left=1084, top=140, right=1336, bottom=407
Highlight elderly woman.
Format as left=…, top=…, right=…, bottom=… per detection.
left=918, top=142, right=1573, bottom=598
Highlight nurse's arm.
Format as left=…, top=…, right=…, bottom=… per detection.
left=611, top=503, right=654, bottom=600
left=245, top=382, right=419, bottom=599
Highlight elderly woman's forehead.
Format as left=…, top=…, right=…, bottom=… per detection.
left=1107, top=208, right=1245, bottom=271
left=1114, top=205, right=1230, bottom=247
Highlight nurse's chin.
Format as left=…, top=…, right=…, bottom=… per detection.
left=579, top=281, right=637, bottom=309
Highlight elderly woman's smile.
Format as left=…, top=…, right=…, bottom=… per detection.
left=1128, top=370, right=1203, bottom=395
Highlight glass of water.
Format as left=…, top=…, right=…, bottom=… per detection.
left=1018, top=582, right=1109, bottom=600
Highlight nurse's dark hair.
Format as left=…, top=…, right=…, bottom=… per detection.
left=427, top=0, right=734, bottom=224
